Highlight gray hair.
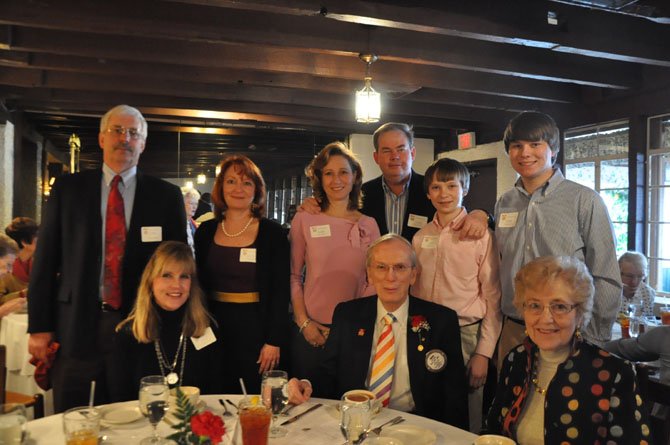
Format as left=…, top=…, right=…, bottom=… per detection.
left=618, top=251, right=648, bottom=275
left=366, top=233, right=417, bottom=268
left=100, top=105, right=148, bottom=138
left=181, top=187, right=201, bottom=201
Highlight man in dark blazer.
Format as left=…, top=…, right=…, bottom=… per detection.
left=28, top=104, right=186, bottom=412
left=315, top=234, right=468, bottom=429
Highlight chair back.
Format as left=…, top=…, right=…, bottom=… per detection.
left=636, top=363, right=670, bottom=445
left=0, top=344, right=7, bottom=404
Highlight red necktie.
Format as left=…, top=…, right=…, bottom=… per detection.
left=104, top=175, right=126, bottom=309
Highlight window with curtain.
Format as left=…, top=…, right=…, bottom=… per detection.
left=563, top=121, right=630, bottom=257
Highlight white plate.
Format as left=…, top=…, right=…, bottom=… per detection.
left=365, top=437, right=404, bottom=445
left=474, top=434, right=516, bottom=445
left=100, top=405, right=143, bottom=425
left=380, top=425, right=437, bottom=445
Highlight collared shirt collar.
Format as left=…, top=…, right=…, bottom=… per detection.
left=103, top=163, right=137, bottom=188
left=381, top=171, right=412, bottom=197
left=431, top=207, right=467, bottom=230
left=514, top=167, right=564, bottom=197
left=376, top=296, right=409, bottom=328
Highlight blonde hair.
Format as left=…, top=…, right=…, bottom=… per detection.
left=116, top=241, right=213, bottom=343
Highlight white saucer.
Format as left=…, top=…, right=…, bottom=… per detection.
left=100, top=405, right=143, bottom=425
left=365, top=437, right=404, bottom=445
left=380, top=424, right=437, bottom=445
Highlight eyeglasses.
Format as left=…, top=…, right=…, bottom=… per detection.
left=621, top=272, right=645, bottom=281
left=105, top=126, right=143, bottom=140
left=371, top=262, right=414, bottom=275
left=523, top=301, right=577, bottom=316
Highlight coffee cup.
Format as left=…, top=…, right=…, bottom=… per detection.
left=342, top=389, right=381, bottom=413
left=170, top=386, right=200, bottom=407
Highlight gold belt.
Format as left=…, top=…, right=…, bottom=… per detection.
left=213, top=291, right=260, bottom=303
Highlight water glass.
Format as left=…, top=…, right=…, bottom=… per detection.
left=62, top=406, right=99, bottom=445
left=0, top=404, right=26, bottom=445
left=340, top=393, right=372, bottom=445
left=261, top=370, right=289, bottom=438
left=629, top=317, right=640, bottom=338
left=138, top=375, right=170, bottom=445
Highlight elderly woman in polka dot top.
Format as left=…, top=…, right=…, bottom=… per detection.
left=484, top=256, right=652, bottom=444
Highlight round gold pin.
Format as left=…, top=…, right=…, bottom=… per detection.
left=418, top=345, right=424, bottom=351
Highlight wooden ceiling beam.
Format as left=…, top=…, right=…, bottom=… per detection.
left=0, top=2, right=640, bottom=89
left=170, top=0, right=670, bottom=66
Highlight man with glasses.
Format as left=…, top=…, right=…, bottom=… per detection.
left=313, top=234, right=468, bottom=428
left=28, top=104, right=186, bottom=412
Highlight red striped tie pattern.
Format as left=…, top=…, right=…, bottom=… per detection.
left=103, top=175, right=126, bottom=309
left=369, top=313, right=396, bottom=407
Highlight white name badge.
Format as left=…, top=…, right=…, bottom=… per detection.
left=191, top=327, right=216, bottom=350
left=141, top=226, right=163, bottom=242
left=421, top=235, right=439, bottom=249
left=498, top=212, right=519, bottom=228
left=407, top=214, right=428, bottom=229
left=310, top=224, right=331, bottom=238
left=239, top=248, right=257, bottom=263
left=425, top=349, right=447, bottom=373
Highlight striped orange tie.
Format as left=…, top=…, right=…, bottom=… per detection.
left=369, top=313, right=396, bottom=407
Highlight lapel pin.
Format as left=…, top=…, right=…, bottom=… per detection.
left=357, top=328, right=366, bottom=336
left=418, top=345, right=424, bottom=351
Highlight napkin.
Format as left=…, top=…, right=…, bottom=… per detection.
left=28, top=341, right=59, bottom=390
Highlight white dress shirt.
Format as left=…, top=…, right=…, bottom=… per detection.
left=366, top=298, right=415, bottom=412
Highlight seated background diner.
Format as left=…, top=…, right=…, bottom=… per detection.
left=2, top=217, right=38, bottom=303
left=618, top=251, right=656, bottom=318
left=114, top=241, right=221, bottom=400
left=0, top=234, right=26, bottom=317
left=194, top=154, right=290, bottom=394
left=484, top=255, right=652, bottom=444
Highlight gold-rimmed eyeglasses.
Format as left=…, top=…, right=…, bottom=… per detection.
left=105, top=125, right=144, bottom=140
left=523, top=301, right=577, bottom=316
left=370, top=262, right=414, bottom=275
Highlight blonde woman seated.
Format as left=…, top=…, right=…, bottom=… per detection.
left=484, top=256, right=652, bottom=444
left=114, top=241, right=220, bottom=401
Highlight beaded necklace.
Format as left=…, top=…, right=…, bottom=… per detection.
left=154, top=332, right=187, bottom=386
left=221, top=217, right=254, bottom=237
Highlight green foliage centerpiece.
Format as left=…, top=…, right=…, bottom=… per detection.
left=167, top=388, right=226, bottom=445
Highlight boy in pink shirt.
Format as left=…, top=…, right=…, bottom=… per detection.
left=411, top=158, right=502, bottom=433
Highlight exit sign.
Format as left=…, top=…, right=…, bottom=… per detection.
left=458, top=132, right=476, bottom=150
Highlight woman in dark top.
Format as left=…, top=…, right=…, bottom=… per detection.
left=194, top=154, right=290, bottom=394
left=114, top=241, right=220, bottom=401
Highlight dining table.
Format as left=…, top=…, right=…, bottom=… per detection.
left=24, top=394, right=479, bottom=444
left=0, top=311, right=54, bottom=416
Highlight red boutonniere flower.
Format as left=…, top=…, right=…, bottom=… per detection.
left=190, top=411, right=226, bottom=445
left=410, top=315, right=430, bottom=351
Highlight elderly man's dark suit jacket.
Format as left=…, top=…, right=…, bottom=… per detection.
left=316, top=295, right=468, bottom=429
left=28, top=169, right=186, bottom=357
left=360, top=170, right=434, bottom=241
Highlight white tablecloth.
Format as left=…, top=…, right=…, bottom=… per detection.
left=0, top=312, right=53, bottom=416
left=25, top=395, right=479, bottom=444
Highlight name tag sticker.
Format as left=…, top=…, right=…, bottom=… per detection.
left=141, top=226, right=162, bottom=242
left=407, top=214, right=428, bottom=229
left=310, top=224, right=331, bottom=238
left=421, top=236, right=439, bottom=249
left=239, top=248, right=257, bottom=263
left=498, top=212, right=519, bottom=228
left=191, top=327, right=216, bottom=350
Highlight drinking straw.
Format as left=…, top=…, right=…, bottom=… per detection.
left=88, top=380, right=96, bottom=408
left=239, top=378, right=248, bottom=396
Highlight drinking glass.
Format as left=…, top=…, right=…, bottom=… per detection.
left=339, top=393, right=372, bottom=445
left=0, top=404, right=26, bottom=445
left=138, top=375, right=170, bottom=445
left=629, top=317, right=640, bottom=338
left=62, top=406, right=99, bottom=445
left=260, top=370, right=289, bottom=438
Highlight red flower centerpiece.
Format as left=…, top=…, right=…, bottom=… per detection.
left=168, top=388, right=226, bottom=444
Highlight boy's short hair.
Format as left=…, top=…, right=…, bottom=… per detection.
left=503, top=111, right=560, bottom=157
left=423, top=158, right=470, bottom=194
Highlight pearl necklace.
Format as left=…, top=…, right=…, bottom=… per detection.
left=221, top=217, right=254, bottom=237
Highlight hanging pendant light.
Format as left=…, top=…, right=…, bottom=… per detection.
left=355, top=53, right=381, bottom=123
